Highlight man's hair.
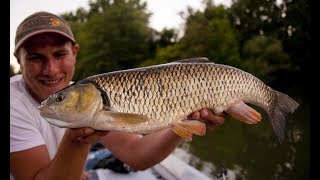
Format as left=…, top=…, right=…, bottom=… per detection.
left=14, top=11, right=75, bottom=55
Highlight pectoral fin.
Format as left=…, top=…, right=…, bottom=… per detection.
left=226, top=101, right=262, bottom=124
left=172, top=120, right=206, bottom=141
left=96, top=111, right=150, bottom=125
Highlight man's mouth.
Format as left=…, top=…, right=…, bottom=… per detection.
left=40, top=78, right=63, bottom=85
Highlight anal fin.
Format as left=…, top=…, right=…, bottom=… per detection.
left=226, top=101, right=262, bottom=124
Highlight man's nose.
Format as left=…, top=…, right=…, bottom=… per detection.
left=43, top=58, right=59, bottom=75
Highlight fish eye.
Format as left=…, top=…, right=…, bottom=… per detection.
left=56, top=93, right=65, bottom=102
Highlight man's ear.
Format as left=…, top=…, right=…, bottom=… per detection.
left=13, top=51, right=21, bottom=64
left=72, top=44, right=79, bottom=57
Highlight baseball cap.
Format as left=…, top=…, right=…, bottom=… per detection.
left=14, top=11, right=75, bottom=54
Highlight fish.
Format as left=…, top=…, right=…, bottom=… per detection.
left=38, top=57, right=299, bottom=143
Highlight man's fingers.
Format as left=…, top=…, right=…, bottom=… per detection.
left=200, top=109, right=225, bottom=125
left=205, top=122, right=216, bottom=131
left=82, top=131, right=109, bottom=143
left=68, top=128, right=109, bottom=144
left=188, top=111, right=200, bottom=119
left=68, top=127, right=94, bottom=139
left=80, top=170, right=91, bottom=180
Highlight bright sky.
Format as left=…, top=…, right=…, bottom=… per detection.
left=10, top=0, right=231, bottom=72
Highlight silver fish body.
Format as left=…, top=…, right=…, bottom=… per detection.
left=39, top=58, right=299, bottom=142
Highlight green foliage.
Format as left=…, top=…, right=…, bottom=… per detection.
left=241, top=35, right=291, bottom=83
left=154, top=28, right=178, bottom=48
left=140, top=43, right=184, bottom=67
left=141, top=28, right=180, bottom=66
left=63, top=0, right=152, bottom=80
left=179, top=5, right=241, bottom=66
left=279, top=0, right=310, bottom=96
left=229, top=0, right=283, bottom=43
left=61, top=8, right=88, bottom=39
left=142, top=5, right=242, bottom=68
left=228, top=0, right=310, bottom=92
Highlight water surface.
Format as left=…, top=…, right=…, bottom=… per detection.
left=175, top=99, right=309, bottom=180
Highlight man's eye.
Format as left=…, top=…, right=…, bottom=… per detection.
left=54, top=53, right=67, bottom=59
left=27, top=56, right=43, bottom=61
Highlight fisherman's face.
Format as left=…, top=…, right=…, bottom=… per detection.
left=16, top=33, right=79, bottom=103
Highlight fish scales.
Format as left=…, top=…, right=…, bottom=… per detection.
left=39, top=58, right=299, bottom=143
left=84, top=63, right=274, bottom=132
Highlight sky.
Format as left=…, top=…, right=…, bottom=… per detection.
left=10, top=0, right=231, bottom=72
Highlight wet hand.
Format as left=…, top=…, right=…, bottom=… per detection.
left=66, top=127, right=109, bottom=144
left=188, top=109, right=225, bottom=131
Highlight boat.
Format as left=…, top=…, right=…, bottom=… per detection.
left=88, top=153, right=213, bottom=180
left=86, top=143, right=236, bottom=180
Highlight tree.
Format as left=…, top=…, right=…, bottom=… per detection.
left=142, top=4, right=241, bottom=67
left=229, top=0, right=283, bottom=44
left=279, top=0, right=310, bottom=97
left=229, top=0, right=310, bottom=95
left=179, top=5, right=241, bottom=66
left=62, top=0, right=153, bottom=80
left=241, top=35, right=291, bottom=83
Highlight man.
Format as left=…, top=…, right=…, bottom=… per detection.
left=10, top=11, right=225, bottom=180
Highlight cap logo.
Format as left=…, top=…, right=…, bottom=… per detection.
left=49, top=18, right=61, bottom=26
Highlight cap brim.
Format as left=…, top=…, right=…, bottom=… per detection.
left=14, top=29, right=75, bottom=54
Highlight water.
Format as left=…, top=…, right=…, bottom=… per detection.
left=175, top=99, right=309, bottom=180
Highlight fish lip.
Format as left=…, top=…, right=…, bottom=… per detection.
left=38, top=103, right=47, bottom=111
left=38, top=103, right=55, bottom=116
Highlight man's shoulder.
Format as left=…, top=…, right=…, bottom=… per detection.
left=10, top=74, right=23, bottom=91
left=10, top=74, right=22, bottom=82
left=10, top=74, right=35, bottom=109
left=10, top=74, right=25, bottom=100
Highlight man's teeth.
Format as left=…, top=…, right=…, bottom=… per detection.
left=44, top=79, right=60, bottom=84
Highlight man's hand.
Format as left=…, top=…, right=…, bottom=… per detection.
left=188, top=109, right=225, bottom=131
left=80, top=170, right=91, bottom=180
left=66, top=127, right=109, bottom=144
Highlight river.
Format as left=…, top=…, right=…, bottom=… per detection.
left=174, top=97, right=309, bottom=180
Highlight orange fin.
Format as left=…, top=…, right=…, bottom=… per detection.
left=172, top=126, right=193, bottom=141
left=226, top=101, right=262, bottom=124
left=95, top=111, right=150, bottom=126
left=172, top=120, right=206, bottom=141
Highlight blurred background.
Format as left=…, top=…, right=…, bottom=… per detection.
left=10, top=0, right=310, bottom=179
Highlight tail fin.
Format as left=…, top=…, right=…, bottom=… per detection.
left=269, top=90, right=299, bottom=143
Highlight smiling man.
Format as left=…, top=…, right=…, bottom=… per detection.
left=16, top=32, right=77, bottom=103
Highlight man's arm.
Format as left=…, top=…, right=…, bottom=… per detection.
left=10, top=128, right=106, bottom=180
left=101, top=128, right=181, bottom=170
left=100, top=109, right=225, bottom=170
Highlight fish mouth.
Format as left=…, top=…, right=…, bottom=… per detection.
left=38, top=104, right=76, bottom=128
left=38, top=104, right=56, bottom=118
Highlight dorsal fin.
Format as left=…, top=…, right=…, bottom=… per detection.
left=174, top=57, right=214, bottom=64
